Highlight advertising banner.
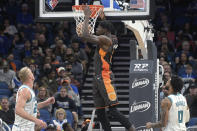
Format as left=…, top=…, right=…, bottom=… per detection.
left=129, top=60, right=159, bottom=131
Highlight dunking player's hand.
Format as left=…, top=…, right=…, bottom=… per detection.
left=84, top=5, right=91, bottom=18
left=35, top=119, right=47, bottom=129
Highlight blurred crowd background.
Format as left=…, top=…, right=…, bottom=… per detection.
left=0, top=0, right=197, bottom=130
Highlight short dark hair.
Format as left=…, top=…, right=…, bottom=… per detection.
left=0, top=97, right=9, bottom=103
left=98, top=20, right=114, bottom=33
left=170, top=75, right=183, bottom=93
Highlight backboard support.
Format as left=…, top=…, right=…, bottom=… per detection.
left=35, top=0, right=155, bottom=22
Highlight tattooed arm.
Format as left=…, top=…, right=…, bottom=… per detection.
left=146, top=98, right=171, bottom=129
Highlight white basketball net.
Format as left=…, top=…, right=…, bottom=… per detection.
left=72, top=5, right=104, bottom=36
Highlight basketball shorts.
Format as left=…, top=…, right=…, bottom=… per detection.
left=93, top=74, right=119, bottom=108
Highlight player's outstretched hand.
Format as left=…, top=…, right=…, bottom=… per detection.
left=146, top=122, right=152, bottom=129
left=46, top=97, right=55, bottom=105
left=35, top=119, right=47, bottom=129
left=84, top=5, right=91, bottom=18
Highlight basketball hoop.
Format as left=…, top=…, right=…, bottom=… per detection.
left=72, top=5, right=104, bottom=36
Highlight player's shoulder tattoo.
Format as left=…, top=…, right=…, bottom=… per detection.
left=161, top=98, right=171, bottom=112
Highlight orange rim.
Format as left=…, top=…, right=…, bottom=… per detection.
left=72, top=5, right=104, bottom=10
left=72, top=5, right=104, bottom=18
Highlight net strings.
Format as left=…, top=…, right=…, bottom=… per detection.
left=73, top=6, right=103, bottom=35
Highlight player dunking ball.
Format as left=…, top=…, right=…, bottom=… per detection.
left=80, top=6, right=135, bottom=131
left=146, top=75, right=190, bottom=130
left=12, top=67, right=55, bottom=131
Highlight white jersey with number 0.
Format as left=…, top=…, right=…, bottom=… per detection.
left=13, top=85, right=37, bottom=130
left=163, top=93, right=189, bottom=131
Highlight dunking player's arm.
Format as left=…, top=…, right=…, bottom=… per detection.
left=80, top=6, right=112, bottom=51
left=146, top=98, right=171, bottom=128
left=15, top=88, right=55, bottom=129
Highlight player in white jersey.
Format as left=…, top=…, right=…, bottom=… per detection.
left=12, top=67, right=55, bottom=131
left=146, top=75, right=190, bottom=131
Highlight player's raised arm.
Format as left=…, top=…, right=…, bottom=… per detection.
left=80, top=5, right=98, bottom=43
left=80, top=6, right=112, bottom=51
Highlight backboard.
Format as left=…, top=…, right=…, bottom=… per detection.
left=35, top=0, right=155, bottom=22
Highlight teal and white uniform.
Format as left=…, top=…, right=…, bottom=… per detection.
left=163, top=93, right=189, bottom=131
left=12, top=85, right=37, bottom=131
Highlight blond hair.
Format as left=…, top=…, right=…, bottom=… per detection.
left=18, top=67, right=31, bottom=83
left=55, top=108, right=66, bottom=119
